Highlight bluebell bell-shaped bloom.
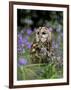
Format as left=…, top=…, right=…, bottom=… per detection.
left=26, top=42, right=32, bottom=49
left=23, top=37, right=28, bottom=44
left=18, top=34, right=23, bottom=45
left=27, top=29, right=32, bottom=35
left=18, top=58, right=27, bottom=65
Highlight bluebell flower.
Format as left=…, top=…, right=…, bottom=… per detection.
left=23, top=39, right=28, bottom=44
left=18, top=34, right=23, bottom=45
left=27, top=44, right=31, bottom=49
left=26, top=42, right=32, bottom=49
left=25, top=36, right=29, bottom=40
left=18, top=58, right=27, bottom=65
left=27, top=29, right=32, bottom=35
left=23, top=37, right=28, bottom=44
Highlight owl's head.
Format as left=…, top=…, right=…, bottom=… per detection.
left=36, top=27, right=52, bottom=43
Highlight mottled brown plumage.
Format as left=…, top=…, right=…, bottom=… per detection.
left=30, top=27, right=53, bottom=64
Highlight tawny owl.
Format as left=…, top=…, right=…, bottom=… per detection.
left=30, top=27, right=53, bottom=64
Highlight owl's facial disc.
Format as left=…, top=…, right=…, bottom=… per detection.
left=40, top=29, right=49, bottom=43
left=36, top=27, right=50, bottom=43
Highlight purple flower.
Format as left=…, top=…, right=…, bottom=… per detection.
left=27, top=29, right=32, bottom=35
left=23, top=37, right=28, bottom=44
left=27, top=44, right=31, bottom=49
left=18, top=58, right=27, bottom=65
left=23, top=39, right=28, bottom=44
left=18, top=34, right=23, bottom=45
left=23, top=38, right=28, bottom=46
left=26, top=42, right=32, bottom=49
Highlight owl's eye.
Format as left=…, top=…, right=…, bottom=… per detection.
left=42, top=32, right=46, bottom=34
left=37, top=32, right=39, bottom=34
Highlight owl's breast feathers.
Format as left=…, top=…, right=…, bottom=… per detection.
left=30, top=40, right=52, bottom=56
left=30, top=42, right=41, bottom=54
